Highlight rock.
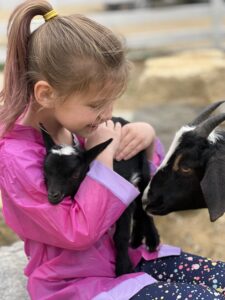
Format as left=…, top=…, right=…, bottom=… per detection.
left=0, top=241, right=28, bottom=300
left=138, top=50, right=225, bottom=105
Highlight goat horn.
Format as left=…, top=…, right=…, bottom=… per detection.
left=189, top=100, right=225, bottom=126
left=194, top=113, right=225, bottom=138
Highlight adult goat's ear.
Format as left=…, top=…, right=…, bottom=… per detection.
left=200, top=157, right=225, bottom=222
left=84, top=138, right=113, bottom=164
left=39, top=123, right=56, bottom=152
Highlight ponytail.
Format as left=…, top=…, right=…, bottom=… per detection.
left=0, top=0, right=53, bottom=135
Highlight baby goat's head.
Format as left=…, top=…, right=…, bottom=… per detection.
left=40, top=125, right=112, bottom=205
left=146, top=100, right=225, bottom=222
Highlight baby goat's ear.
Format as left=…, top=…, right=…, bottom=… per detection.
left=84, top=138, right=113, bottom=164
left=201, top=157, right=225, bottom=222
left=39, top=123, right=56, bottom=152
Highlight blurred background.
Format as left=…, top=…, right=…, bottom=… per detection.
left=1, top=0, right=225, bottom=262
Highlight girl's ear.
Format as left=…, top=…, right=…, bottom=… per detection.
left=34, top=81, right=56, bottom=108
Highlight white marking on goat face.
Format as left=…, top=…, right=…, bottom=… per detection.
left=158, top=125, right=195, bottom=170
left=208, top=130, right=223, bottom=144
left=130, top=172, right=141, bottom=187
left=51, top=145, right=77, bottom=156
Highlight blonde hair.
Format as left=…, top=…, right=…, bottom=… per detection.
left=0, top=0, right=129, bottom=135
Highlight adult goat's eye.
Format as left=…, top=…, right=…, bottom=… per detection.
left=179, top=166, right=193, bottom=174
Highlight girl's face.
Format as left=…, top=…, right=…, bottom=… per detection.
left=53, top=87, right=115, bottom=137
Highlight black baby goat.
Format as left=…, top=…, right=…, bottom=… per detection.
left=40, top=117, right=160, bottom=276
left=147, top=100, right=225, bottom=223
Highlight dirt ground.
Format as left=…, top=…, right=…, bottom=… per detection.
left=1, top=60, right=225, bottom=263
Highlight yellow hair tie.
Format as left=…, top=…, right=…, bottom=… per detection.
left=44, top=9, right=58, bottom=22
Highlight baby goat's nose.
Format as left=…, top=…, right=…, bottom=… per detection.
left=48, top=191, right=62, bottom=204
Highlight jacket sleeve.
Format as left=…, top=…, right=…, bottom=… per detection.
left=149, top=138, right=165, bottom=176
left=1, top=156, right=139, bottom=251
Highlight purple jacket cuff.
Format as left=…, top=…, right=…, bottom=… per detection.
left=149, top=138, right=165, bottom=176
left=87, top=160, right=140, bottom=206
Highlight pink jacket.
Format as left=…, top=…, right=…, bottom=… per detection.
left=0, top=124, right=180, bottom=300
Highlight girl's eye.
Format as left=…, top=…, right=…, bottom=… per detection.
left=90, top=105, right=102, bottom=110
left=88, top=102, right=104, bottom=111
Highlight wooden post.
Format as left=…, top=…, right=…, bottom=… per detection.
left=210, top=0, right=224, bottom=49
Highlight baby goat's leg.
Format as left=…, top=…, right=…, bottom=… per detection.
left=130, top=195, right=144, bottom=248
left=143, top=212, right=160, bottom=251
left=114, top=205, right=134, bottom=276
left=131, top=195, right=160, bottom=251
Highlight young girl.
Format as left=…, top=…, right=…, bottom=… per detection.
left=0, top=1, right=225, bottom=299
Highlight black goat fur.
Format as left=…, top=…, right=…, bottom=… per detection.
left=41, top=117, right=160, bottom=276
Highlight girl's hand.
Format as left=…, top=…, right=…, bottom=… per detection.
left=115, top=122, right=156, bottom=161
left=85, top=120, right=122, bottom=168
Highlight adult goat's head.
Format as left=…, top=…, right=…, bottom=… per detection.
left=146, top=100, right=225, bottom=222
left=40, top=124, right=112, bottom=205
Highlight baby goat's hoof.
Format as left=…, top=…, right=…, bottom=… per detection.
left=145, top=233, right=160, bottom=252
left=115, top=259, right=134, bottom=277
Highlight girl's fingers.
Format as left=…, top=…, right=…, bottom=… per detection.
left=120, top=124, right=130, bottom=136
left=116, top=132, right=134, bottom=153
left=122, top=149, right=139, bottom=160
left=114, top=122, right=122, bottom=144
left=115, top=121, right=122, bottom=129
left=106, top=119, right=115, bottom=128
left=116, top=140, right=141, bottom=161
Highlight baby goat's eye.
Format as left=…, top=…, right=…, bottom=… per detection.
left=71, top=170, right=81, bottom=180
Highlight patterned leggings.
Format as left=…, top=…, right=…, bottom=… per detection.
left=130, top=252, right=225, bottom=299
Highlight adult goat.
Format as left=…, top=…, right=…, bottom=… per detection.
left=146, top=100, right=225, bottom=222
